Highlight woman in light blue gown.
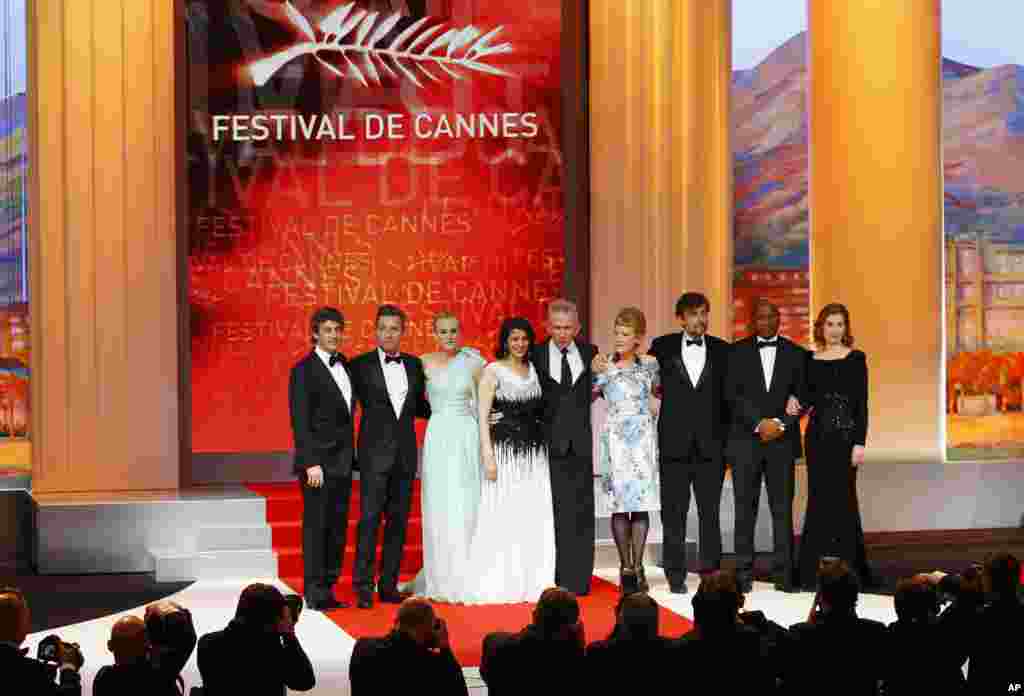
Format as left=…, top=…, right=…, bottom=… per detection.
left=408, top=311, right=485, bottom=602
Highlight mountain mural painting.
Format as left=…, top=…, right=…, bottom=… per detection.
left=732, top=32, right=810, bottom=342
left=944, top=56, right=1024, bottom=459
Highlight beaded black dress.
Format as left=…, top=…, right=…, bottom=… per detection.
left=797, top=350, right=871, bottom=588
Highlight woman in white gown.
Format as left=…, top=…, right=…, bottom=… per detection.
left=463, top=317, right=556, bottom=604
left=408, top=311, right=485, bottom=602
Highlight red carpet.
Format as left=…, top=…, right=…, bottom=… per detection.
left=247, top=481, right=693, bottom=666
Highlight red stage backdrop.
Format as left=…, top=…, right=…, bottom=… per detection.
left=187, top=0, right=566, bottom=453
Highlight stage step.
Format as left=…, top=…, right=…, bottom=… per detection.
left=197, top=523, right=273, bottom=552
left=150, top=547, right=278, bottom=582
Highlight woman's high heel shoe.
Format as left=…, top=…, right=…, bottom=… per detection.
left=634, top=561, right=649, bottom=593
left=620, top=564, right=639, bottom=595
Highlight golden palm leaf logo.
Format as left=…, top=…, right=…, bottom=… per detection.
left=249, top=1, right=515, bottom=88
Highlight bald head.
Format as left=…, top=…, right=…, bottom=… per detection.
left=0, top=587, right=30, bottom=645
left=109, top=616, right=147, bottom=664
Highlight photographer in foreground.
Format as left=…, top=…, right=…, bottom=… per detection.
left=198, top=583, right=314, bottom=695
left=349, top=596, right=467, bottom=696
left=0, top=586, right=82, bottom=695
left=93, top=600, right=197, bottom=696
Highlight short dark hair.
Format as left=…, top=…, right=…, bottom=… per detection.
left=692, top=571, right=742, bottom=633
left=234, top=583, right=286, bottom=630
left=495, top=317, right=536, bottom=362
left=817, top=559, right=859, bottom=613
left=984, top=552, right=1021, bottom=598
left=675, top=292, right=710, bottom=317
left=894, top=576, right=939, bottom=622
left=376, top=304, right=407, bottom=329
left=310, top=307, right=344, bottom=346
left=617, top=592, right=659, bottom=640
left=533, top=587, right=579, bottom=637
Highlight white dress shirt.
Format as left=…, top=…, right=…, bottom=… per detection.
left=549, top=340, right=584, bottom=385
left=378, top=347, right=409, bottom=417
left=757, top=335, right=779, bottom=391
left=314, top=347, right=352, bottom=411
left=680, top=332, right=707, bottom=386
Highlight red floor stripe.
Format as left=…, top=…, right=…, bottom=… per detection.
left=247, top=481, right=693, bottom=666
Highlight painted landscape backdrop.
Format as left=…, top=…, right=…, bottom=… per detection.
left=0, top=90, right=30, bottom=479
left=732, top=32, right=810, bottom=343
left=944, top=56, right=1024, bottom=458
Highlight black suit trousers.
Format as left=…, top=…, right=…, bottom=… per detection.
left=301, top=469, right=352, bottom=602
left=659, top=442, right=725, bottom=586
left=731, top=441, right=795, bottom=582
left=354, top=460, right=416, bottom=594
left=548, top=446, right=595, bottom=595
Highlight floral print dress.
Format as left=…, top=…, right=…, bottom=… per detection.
left=594, top=355, right=661, bottom=515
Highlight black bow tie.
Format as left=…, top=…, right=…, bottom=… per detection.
left=685, top=337, right=703, bottom=347
left=758, top=339, right=778, bottom=349
left=328, top=353, right=343, bottom=367
left=385, top=354, right=403, bottom=365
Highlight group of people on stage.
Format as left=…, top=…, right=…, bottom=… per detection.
left=288, top=291, right=872, bottom=609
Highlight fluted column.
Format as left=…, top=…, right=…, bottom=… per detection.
left=28, top=0, right=181, bottom=492
left=589, top=0, right=732, bottom=345
left=808, top=0, right=942, bottom=459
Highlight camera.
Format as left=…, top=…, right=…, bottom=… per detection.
left=36, top=634, right=84, bottom=670
left=284, top=594, right=303, bottom=624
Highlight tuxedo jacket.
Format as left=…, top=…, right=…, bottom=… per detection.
left=348, top=350, right=430, bottom=474
left=648, top=332, right=731, bottom=458
left=530, top=339, right=598, bottom=458
left=725, top=335, right=808, bottom=460
left=288, top=351, right=356, bottom=478
left=349, top=631, right=468, bottom=696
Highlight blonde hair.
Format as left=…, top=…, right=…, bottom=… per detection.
left=432, top=310, right=459, bottom=331
left=614, top=307, right=647, bottom=336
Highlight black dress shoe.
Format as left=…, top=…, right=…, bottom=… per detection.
left=669, top=585, right=689, bottom=595
left=378, top=589, right=411, bottom=604
left=309, top=597, right=350, bottom=610
left=356, top=593, right=374, bottom=609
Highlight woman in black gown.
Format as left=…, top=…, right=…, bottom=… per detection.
left=797, top=303, right=872, bottom=589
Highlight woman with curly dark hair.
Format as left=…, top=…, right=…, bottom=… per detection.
left=462, top=317, right=556, bottom=603
left=795, top=303, right=874, bottom=589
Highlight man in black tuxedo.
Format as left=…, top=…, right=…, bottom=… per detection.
left=530, top=299, right=598, bottom=596
left=288, top=307, right=356, bottom=610
left=649, top=292, right=731, bottom=594
left=725, top=299, right=807, bottom=592
left=349, top=304, right=430, bottom=609
left=349, top=597, right=467, bottom=696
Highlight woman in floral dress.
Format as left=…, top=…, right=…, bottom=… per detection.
left=592, top=307, right=660, bottom=593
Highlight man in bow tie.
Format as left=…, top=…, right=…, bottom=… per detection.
left=289, top=307, right=357, bottom=610
left=648, top=292, right=731, bottom=594
left=725, top=300, right=808, bottom=593
left=349, top=305, right=431, bottom=609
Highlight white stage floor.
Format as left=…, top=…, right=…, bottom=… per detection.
left=27, top=567, right=898, bottom=696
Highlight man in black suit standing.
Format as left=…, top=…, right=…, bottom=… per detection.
left=530, top=298, right=598, bottom=596
left=288, top=307, right=356, bottom=610
left=649, top=292, right=731, bottom=594
left=349, top=305, right=430, bottom=609
left=726, top=299, right=807, bottom=592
